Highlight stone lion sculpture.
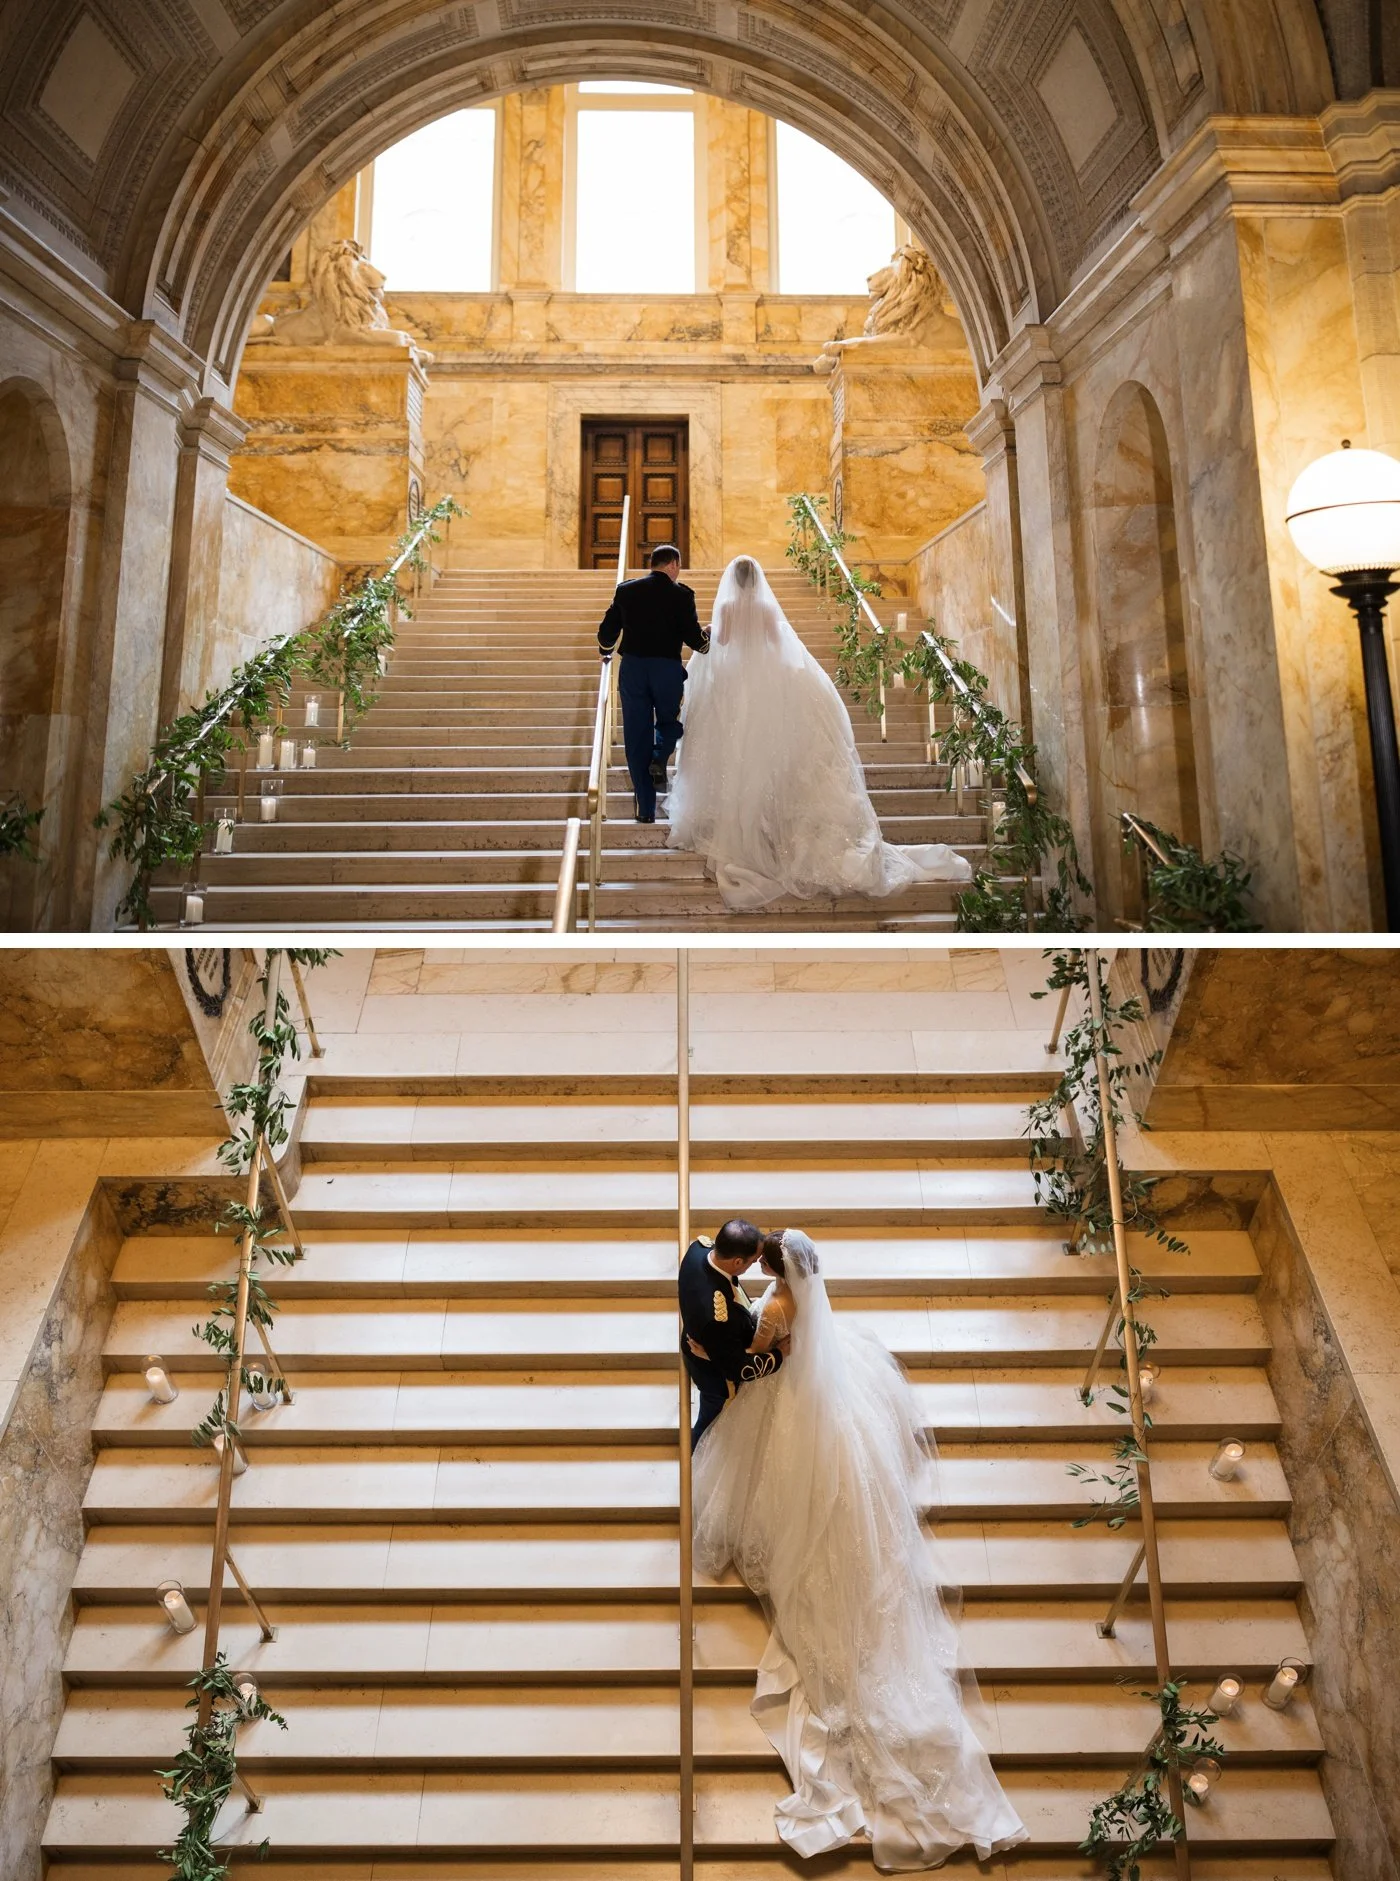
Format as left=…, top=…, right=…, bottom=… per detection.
left=247, top=239, right=431, bottom=357
left=814, top=239, right=949, bottom=372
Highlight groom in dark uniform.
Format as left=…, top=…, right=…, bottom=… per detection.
left=597, top=544, right=709, bottom=823
left=678, top=1217, right=782, bottom=1450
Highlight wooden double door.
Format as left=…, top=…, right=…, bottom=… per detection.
left=580, top=418, right=689, bottom=571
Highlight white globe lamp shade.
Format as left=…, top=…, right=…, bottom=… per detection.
left=1285, top=444, right=1400, bottom=577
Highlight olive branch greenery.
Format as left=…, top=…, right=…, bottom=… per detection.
left=786, top=493, right=1091, bottom=931
left=1081, top=1681, right=1229, bottom=1880
left=161, top=949, right=334, bottom=1877
left=0, top=795, right=43, bottom=860
left=97, top=497, right=461, bottom=929
left=158, top=1655, right=286, bottom=1881
left=1124, top=815, right=1259, bottom=932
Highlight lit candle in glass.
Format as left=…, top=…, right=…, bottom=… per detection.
left=144, top=1356, right=178, bottom=1405
left=232, top=1670, right=261, bottom=1715
left=1263, top=1662, right=1302, bottom=1710
left=377, top=650, right=388, bottom=675
left=181, top=885, right=204, bottom=927
left=1209, top=1438, right=1246, bottom=1481
left=212, top=1432, right=248, bottom=1475
left=301, top=742, right=317, bottom=769
left=304, top=694, right=321, bottom=728
left=1207, top=1675, right=1242, bottom=1717
left=256, top=730, right=274, bottom=769
left=1185, top=1758, right=1221, bottom=1802
left=214, top=816, right=234, bottom=855
left=989, top=797, right=1007, bottom=840
left=157, top=1579, right=197, bottom=1634
left=278, top=737, right=297, bottom=771
left=1138, top=1361, right=1159, bottom=1405
left=260, top=789, right=278, bottom=824
left=248, top=1379, right=280, bottom=1412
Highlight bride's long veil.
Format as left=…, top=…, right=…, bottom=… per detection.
left=693, top=1230, right=1025, bottom=1870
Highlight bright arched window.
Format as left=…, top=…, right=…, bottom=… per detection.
left=368, top=108, right=497, bottom=292
left=774, top=122, right=898, bottom=295
left=569, top=83, right=697, bottom=293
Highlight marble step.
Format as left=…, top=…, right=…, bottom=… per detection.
left=297, top=1093, right=1059, bottom=1158
left=118, top=1221, right=1240, bottom=1297
left=198, top=760, right=958, bottom=791
left=60, top=1597, right=1314, bottom=1685
left=79, top=1444, right=1292, bottom=1525
left=105, top=1294, right=1268, bottom=1369
left=186, top=814, right=988, bottom=852
left=202, top=785, right=969, bottom=820
left=69, top=1515, right=1302, bottom=1602
left=89, top=1366, right=1281, bottom=1447
left=169, top=849, right=713, bottom=888
left=144, top=877, right=974, bottom=925
left=33, top=1860, right=1342, bottom=1881
left=37, top=1765, right=1334, bottom=1857
left=50, top=1680, right=1324, bottom=1769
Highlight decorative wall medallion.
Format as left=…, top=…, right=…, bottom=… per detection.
left=185, top=947, right=233, bottom=1018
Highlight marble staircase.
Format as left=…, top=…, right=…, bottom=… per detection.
left=42, top=1071, right=1334, bottom=1873
left=160, top=570, right=987, bottom=930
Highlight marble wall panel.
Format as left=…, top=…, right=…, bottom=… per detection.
left=907, top=502, right=1028, bottom=716
left=1250, top=1181, right=1400, bottom=1880
left=0, top=1183, right=121, bottom=1881
left=211, top=496, right=341, bottom=693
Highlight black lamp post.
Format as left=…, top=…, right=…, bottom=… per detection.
left=1286, top=442, right=1400, bottom=931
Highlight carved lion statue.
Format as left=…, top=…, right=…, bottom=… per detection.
left=247, top=239, right=432, bottom=357
left=863, top=240, right=945, bottom=339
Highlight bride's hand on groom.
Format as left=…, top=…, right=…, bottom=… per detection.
left=686, top=1333, right=710, bottom=1361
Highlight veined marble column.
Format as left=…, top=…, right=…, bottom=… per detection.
left=84, top=328, right=190, bottom=928
left=159, top=397, right=247, bottom=724
left=997, top=327, right=1094, bottom=875
left=964, top=397, right=1030, bottom=734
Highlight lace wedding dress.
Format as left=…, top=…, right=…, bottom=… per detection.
left=666, top=557, right=973, bottom=911
left=691, top=1232, right=1026, bottom=1872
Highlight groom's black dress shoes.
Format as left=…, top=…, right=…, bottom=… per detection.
left=634, top=797, right=656, bottom=824
left=649, top=759, right=668, bottom=787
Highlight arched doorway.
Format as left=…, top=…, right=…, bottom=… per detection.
left=0, top=380, right=70, bottom=930
left=1090, top=381, right=1200, bottom=921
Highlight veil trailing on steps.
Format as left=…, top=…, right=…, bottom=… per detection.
left=666, top=556, right=972, bottom=911
left=692, top=1230, right=1027, bottom=1871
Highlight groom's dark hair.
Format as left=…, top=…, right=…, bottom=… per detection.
left=714, top=1218, right=762, bottom=1259
left=649, top=544, right=681, bottom=568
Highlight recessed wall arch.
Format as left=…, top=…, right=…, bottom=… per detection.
left=1089, top=378, right=1201, bottom=920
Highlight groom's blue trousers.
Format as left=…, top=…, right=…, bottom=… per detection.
left=618, top=655, right=686, bottom=818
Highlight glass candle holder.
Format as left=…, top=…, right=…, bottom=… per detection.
left=157, top=1579, right=197, bottom=1634
left=181, top=883, right=205, bottom=927
left=1185, top=1758, right=1221, bottom=1802
left=1138, top=1361, right=1159, bottom=1405
left=260, top=783, right=280, bottom=823
left=1207, top=1675, right=1242, bottom=1717
left=301, top=742, right=317, bottom=769
left=1209, top=1438, right=1246, bottom=1481
left=248, top=1380, right=281, bottom=1412
left=214, top=816, right=234, bottom=855
left=1263, top=1661, right=1303, bottom=1710
left=989, top=797, right=1007, bottom=840
left=144, top=1356, right=179, bottom=1404
left=212, top=1432, right=248, bottom=1475
left=256, top=730, right=274, bottom=769
left=278, top=736, right=297, bottom=771
left=304, top=694, right=321, bottom=728
left=232, top=1670, right=261, bottom=1715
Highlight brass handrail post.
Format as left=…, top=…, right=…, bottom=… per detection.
left=1046, top=981, right=1073, bottom=1054
left=552, top=816, right=583, bottom=933
left=287, top=956, right=324, bottom=1059
left=676, top=948, right=695, bottom=1881
left=1084, top=947, right=1190, bottom=1879
left=586, top=494, right=631, bottom=928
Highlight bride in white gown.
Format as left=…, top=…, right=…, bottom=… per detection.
left=692, top=1229, right=1026, bottom=1872
left=666, top=556, right=972, bottom=911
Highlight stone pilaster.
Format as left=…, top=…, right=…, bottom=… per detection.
left=159, top=396, right=248, bottom=724
left=964, top=396, right=1030, bottom=733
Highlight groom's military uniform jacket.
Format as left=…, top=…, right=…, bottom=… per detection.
left=598, top=571, right=708, bottom=662
left=679, top=1237, right=783, bottom=1402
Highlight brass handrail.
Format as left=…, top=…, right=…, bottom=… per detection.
left=585, top=494, right=629, bottom=928
left=675, top=949, right=695, bottom=1881
left=793, top=494, right=1036, bottom=799
left=552, top=815, right=582, bottom=932
left=1120, top=809, right=1174, bottom=931
left=1084, top=947, right=1190, bottom=1878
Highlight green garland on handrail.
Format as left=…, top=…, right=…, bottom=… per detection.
left=1027, top=954, right=1228, bottom=1869
left=98, top=497, right=461, bottom=929
left=1125, top=816, right=1259, bottom=932
left=1080, top=1681, right=1229, bottom=1880
left=160, top=949, right=335, bottom=1880
left=786, top=494, right=1091, bottom=931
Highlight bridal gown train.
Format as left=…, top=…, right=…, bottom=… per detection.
left=692, top=1236, right=1026, bottom=1872
left=666, top=557, right=973, bottom=911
